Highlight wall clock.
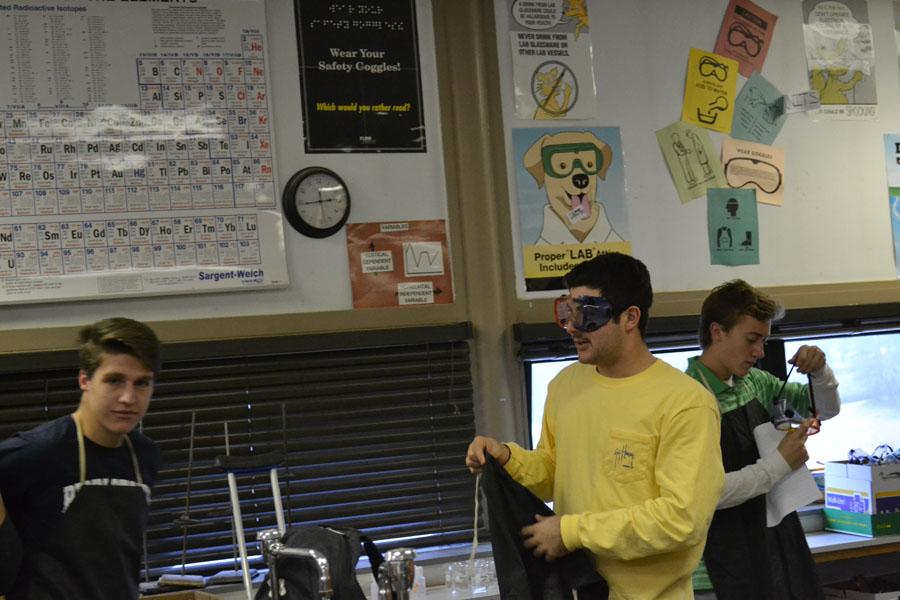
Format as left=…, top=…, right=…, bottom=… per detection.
left=282, top=167, right=351, bottom=238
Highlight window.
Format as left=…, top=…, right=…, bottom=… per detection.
left=522, top=324, right=900, bottom=468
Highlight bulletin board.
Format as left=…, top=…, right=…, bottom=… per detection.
left=0, top=0, right=289, bottom=305
left=495, top=0, right=900, bottom=298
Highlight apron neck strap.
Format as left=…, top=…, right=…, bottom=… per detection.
left=73, top=414, right=142, bottom=485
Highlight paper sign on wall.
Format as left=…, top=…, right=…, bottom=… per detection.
left=707, top=188, right=759, bottom=266
left=732, top=72, right=787, bottom=146
left=682, top=49, right=739, bottom=134
left=346, top=220, right=453, bottom=308
left=714, top=0, right=778, bottom=77
left=508, top=0, right=598, bottom=120
left=722, top=138, right=785, bottom=206
left=656, top=122, right=726, bottom=203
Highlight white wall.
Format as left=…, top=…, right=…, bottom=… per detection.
left=0, top=0, right=450, bottom=331
left=495, top=0, right=899, bottom=294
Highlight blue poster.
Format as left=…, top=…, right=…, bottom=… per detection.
left=707, top=188, right=759, bottom=266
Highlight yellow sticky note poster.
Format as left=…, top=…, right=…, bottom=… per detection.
left=682, top=48, right=739, bottom=134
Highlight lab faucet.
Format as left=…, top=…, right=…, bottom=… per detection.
left=258, top=528, right=333, bottom=599
left=377, top=547, right=416, bottom=600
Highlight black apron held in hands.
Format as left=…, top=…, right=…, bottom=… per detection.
left=702, top=398, right=823, bottom=600
left=25, top=416, right=149, bottom=600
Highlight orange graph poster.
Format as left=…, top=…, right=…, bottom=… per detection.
left=346, top=220, right=453, bottom=308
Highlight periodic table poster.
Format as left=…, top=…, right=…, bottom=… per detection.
left=0, top=0, right=289, bottom=305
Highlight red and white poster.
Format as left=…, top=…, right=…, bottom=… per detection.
left=714, top=0, right=778, bottom=77
left=346, top=220, right=452, bottom=308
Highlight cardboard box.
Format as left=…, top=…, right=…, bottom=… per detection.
left=824, top=507, right=900, bottom=537
left=824, top=461, right=900, bottom=515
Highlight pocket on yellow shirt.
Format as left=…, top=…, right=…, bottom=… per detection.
left=604, top=429, right=654, bottom=483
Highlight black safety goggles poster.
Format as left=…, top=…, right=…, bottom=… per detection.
left=294, top=0, right=426, bottom=153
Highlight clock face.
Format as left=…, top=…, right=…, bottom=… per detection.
left=282, top=167, right=351, bottom=238
left=295, top=172, right=348, bottom=230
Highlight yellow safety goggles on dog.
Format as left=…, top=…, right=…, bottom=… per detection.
left=541, top=142, right=605, bottom=178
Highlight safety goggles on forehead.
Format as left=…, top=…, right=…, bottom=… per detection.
left=541, top=143, right=605, bottom=178
left=554, top=295, right=614, bottom=332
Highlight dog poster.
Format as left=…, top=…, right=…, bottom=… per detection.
left=512, top=127, right=631, bottom=292
left=508, top=0, right=598, bottom=120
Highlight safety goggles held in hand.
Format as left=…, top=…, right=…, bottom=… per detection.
left=770, top=364, right=820, bottom=434
left=554, top=295, right=614, bottom=332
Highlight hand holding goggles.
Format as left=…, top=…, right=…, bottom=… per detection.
left=770, top=364, right=821, bottom=434
left=554, top=295, right=614, bottom=332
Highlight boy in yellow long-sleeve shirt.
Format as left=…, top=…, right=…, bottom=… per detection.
left=467, top=253, right=724, bottom=600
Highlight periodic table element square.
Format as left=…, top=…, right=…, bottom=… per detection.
left=0, top=224, right=12, bottom=250
left=13, top=224, right=38, bottom=250
left=169, top=185, right=192, bottom=210
left=129, top=219, right=152, bottom=245
left=183, top=59, right=206, bottom=85
left=138, top=59, right=163, bottom=84
left=248, top=110, right=268, bottom=133
left=37, top=223, right=61, bottom=249
left=234, top=182, right=255, bottom=207
left=82, top=222, right=107, bottom=248
left=163, top=85, right=185, bottom=109
left=151, top=219, right=175, bottom=244
left=56, top=163, right=80, bottom=189
left=103, top=187, right=127, bottom=213
left=225, top=60, right=244, bottom=85
left=219, top=241, right=239, bottom=265
left=12, top=190, right=35, bottom=216
left=106, top=220, right=130, bottom=246
left=131, top=245, right=153, bottom=270
left=216, top=216, right=238, bottom=240
left=206, top=59, right=226, bottom=85
left=208, top=85, right=228, bottom=109
left=168, top=160, right=191, bottom=185
left=108, top=245, right=132, bottom=271
left=16, top=250, right=39, bottom=276
left=196, top=241, right=219, bottom=266
left=60, top=222, right=85, bottom=249
left=31, top=139, right=55, bottom=162
left=140, top=85, right=164, bottom=110
left=81, top=188, right=104, bottom=213
left=246, top=85, right=267, bottom=110
left=173, top=217, right=196, bottom=244
left=242, top=34, right=264, bottom=60
left=39, top=249, right=64, bottom=275
left=237, top=214, right=258, bottom=240
left=195, top=217, right=217, bottom=242
left=246, top=61, right=266, bottom=85
left=227, top=85, right=248, bottom=109
left=152, top=243, right=175, bottom=268
left=126, top=187, right=150, bottom=212
left=58, top=189, right=82, bottom=215
left=9, top=163, right=34, bottom=190
left=63, top=248, right=86, bottom=274
left=0, top=252, right=14, bottom=277
left=146, top=139, right=168, bottom=159
left=7, top=139, right=30, bottom=162
left=147, top=161, right=169, bottom=186
left=86, top=247, right=109, bottom=272
left=161, top=60, right=184, bottom=85
left=175, top=243, right=197, bottom=266
left=34, top=189, right=58, bottom=215
left=32, top=163, right=56, bottom=190
left=214, top=186, right=234, bottom=210
left=148, top=186, right=172, bottom=211
left=227, top=109, right=250, bottom=133
left=7, top=112, right=28, bottom=138
left=230, top=135, right=251, bottom=158
left=238, top=239, right=260, bottom=263
left=55, top=139, right=79, bottom=162
left=0, top=191, right=10, bottom=218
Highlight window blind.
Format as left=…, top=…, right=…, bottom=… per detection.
left=0, top=322, right=480, bottom=578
